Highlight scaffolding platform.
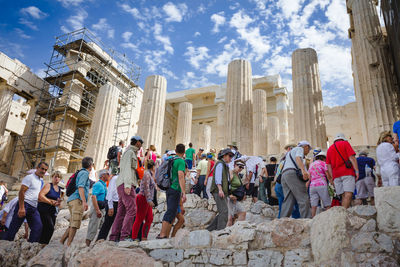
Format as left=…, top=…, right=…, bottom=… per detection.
left=44, top=70, right=97, bottom=91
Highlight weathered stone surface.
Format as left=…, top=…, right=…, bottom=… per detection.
left=188, top=230, right=211, bottom=248
left=184, top=208, right=215, bottom=228
left=355, top=253, right=398, bottom=266
left=348, top=205, right=377, bottom=218
left=208, top=249, right=233, bottom=266
left=284, top=249, right=311, bottom=267
left=270, top=218, right=310, bottom=248
left=347, top=213, right=367, bottom=230
left=173, top=229, right=190, bottom=249
left=375, top=186, right=400, bottom=233
left=18, top=241, right=42, bottom=267
left=212, top=221, right=256, bottom=249
left=26, top=241, right=65, bottom=267
left=248, top=250, right=284, bottom=267
left=360, top=219, right=377, bottom=232
left=233, top=250, right=247, bottom=265
left=183, top=249, right=200, bottom=258
left=0, top=240, right=21, bottom=267
left=351, top=232, right=393, bottom=253
left=140, top=239, right=173, bottom=250
left=311, top=207, right=350, bottom=263
left=149, top=249, right=184, bottom=263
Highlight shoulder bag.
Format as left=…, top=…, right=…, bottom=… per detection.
left=334, top=143, right=352, bottom=169
left=288, top=152, right=307, bottom=182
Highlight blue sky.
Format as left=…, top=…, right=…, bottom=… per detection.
left=1, top=0, right=359, bottom=106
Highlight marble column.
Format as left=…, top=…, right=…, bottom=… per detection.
left=274, top=87, right=289, bottom=150
left=216, top=102, right=225, bottom=149
left=347, top=0, right=399, bottom=144
left=198, top=124, right=211, bottom=152
left=137, top=75, right=167, bottom=152
left=267, top=116, right=280, bottom=155
left=225, top=59, right=253, bottom=155
left=175, top=102, right=193, bottom=146
left=85, top=82, right=120, bottom=170
left=292, top=48, right=327, bottom=148
left=60, top=80, right=84, bottom=112
left=253, top=89, right=268, bottom=156
left=0, top=84, right=14, bottom=136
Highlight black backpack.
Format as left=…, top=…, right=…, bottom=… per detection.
left=66, top=170, right=80, bottom=197
left=107, top=146, right=118, bottom=160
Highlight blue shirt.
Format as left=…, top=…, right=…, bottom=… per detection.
left=92, top=180, right=107, bottom=201
left=393, top=121, right=400, bottom=137
left=67, top=168, right=90, bottom=203
left=356, top=156, right=375, bottom=180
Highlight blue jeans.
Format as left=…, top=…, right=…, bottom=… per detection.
left=4, top=202, right=43, bottom=242
left=185, top=159, right=193, bottom=169
left=275, top=183, right=300, bottom=219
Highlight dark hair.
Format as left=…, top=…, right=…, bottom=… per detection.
left=82, top=157, right=94, bottom=169
left=146, top=159, right=155, bottom=170
left=176, top=143, right=185, bottom=154
left=270, top=157, right=277, bottom=162
left=189, top=143, right=193, bottom=147
left=315, top=155, right=326, bottom=161
left=119, top=140, right=124, bottom=146
left=37, top=162, right=49, bottom=168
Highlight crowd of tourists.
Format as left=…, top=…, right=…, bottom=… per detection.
left=0, top=123, right=399, bottom=246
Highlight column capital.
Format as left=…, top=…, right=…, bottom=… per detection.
left=273, top=87, right=288, bottom=97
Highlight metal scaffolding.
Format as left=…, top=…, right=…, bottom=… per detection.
left=10, top=28, right=141, bottom=175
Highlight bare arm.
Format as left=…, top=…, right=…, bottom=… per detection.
left=327, top=164, right=333, bottom=180
left=178, top=170, right=186, bottom=203
left=91, top=195, right=101, bottom=217
left=38, top=184, right=55, bottom=206
left=325, top=170, right=333, bottom=184
left=18, top=185, right=28, bottom=217
left=349, top=155, right=359, bottom=180
left=296, top=157, right=309, bottom=180
left=78, top=187, right=88, bottom=211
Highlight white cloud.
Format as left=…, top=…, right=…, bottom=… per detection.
left=92, top=18, right=114, bottom=39
left=61, top=10, right=87, bottom=33
left=194, top=32, right=201, bottom=37
left=15, top=28, right=31, bottom=39
left=263, top=54, right=291, bottom=76
left=163, top=2, right=187, bottom=22
left=181, top=71, right=209, bottom=89
left=122, top=31, right=133, bottom=42
left=56, top=0, right=87, bottom=7
left=153, top=23, right=174, bottom=54
left=198, top=4, right=206, bottom=14
left=18, top=18, right=38, bottom=30
left=211, top=12, right=226, bottom=33
left=144, top=50, right=167, bottom=72
left=325, top=0, right=350, bottom=39
left=184, top=46, right=210, bottom=69
left=20, top=6, right=48, bottom=19
left=205, top=39, right=242, bottom=77
left=120, top=3, right=142, bottom=20
left=229, top=10, right=270, bottom=61
left=278, top=0, right=305, bottom=19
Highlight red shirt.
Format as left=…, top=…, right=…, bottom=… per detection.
left=326, top=140, right=356, bottom=179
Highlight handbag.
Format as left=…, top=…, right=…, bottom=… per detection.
left=334, top=143, right=352, bottom=169
left=231, top=174, right=245, bottom=201
left=288, top=152, right=307, bottom=182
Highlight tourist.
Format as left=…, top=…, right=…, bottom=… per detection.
left=245, top=163, right=259, bottom=203
left=308, top=152, right=332, bottom=218
left=265, top=157, right=278, bottom=205
left=170, top=197, right=185, bottom=238
left=376, top=131, right=400, bottom=186
left=274, top=144, right=300, bottom=218
left=326, top=133, right=359, bottom=209
left=97, top=173, right=119, bottom=241
left=162, top=150, right=169, bottom=162
left=204, top=154, right=215, bottom=199
left=195, top=148, right=204, bottom=167
left=109, top=136, right=143, bottom=242
left=206, top=148, right=234, bottom=231
left=132, top=160, right=156, bottom=241
left=110, top=140, right=125, bottom=175
left=281, top=141, right=312, bottom=219
left=227, top=160, right=246, bottom=226
left=157, top=143, right=186, bottom=239
left=3, top=162, right=47, bottom=242
left=60, top=157, right=93, bottom=246
left=228, top=142, right=242, bottom=160
left=0, top=181, right=8, bottom=208
left=393, top=120, right=400, bottom=149
left=146, top=145, right=157, bottom=164
left=185, top=143, right=196, bottom=169
left=195, top=154, right=209, bottom=199
left=37, top=171, right=62, bottom=244
left=86, top=169, right=109, bottom=246
left=0, top=198, right=29, bottom=240
left=258, top=158, right=269, bottom=204
left=355, top=151, right=376, bottom=205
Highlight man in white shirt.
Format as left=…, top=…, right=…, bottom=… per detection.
left=96, top=174, right=119, bottom=241
left=3, top=162, right=47, bottom=242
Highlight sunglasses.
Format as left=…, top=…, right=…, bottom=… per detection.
left=238, top=166, right=244, bottom=169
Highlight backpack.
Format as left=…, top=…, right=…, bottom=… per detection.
left=66, top=170, right=80, bottom=197
left=155, top=157, right=177, bottom=190
left=136, top=157, right=145, bottom=180
left=107, top=146, right=118, bottom=160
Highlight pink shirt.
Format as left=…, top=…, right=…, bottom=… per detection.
left=309, top=160, right=328, bottom=187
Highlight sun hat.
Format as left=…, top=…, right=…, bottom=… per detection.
left=333, top=133, right=347, bottom=142
left=297, top=140, right=311, bottom=148
left=167, top=150, right=176, bottom=156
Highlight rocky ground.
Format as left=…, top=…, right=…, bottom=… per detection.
left=0, top=186, right=399, bottom=267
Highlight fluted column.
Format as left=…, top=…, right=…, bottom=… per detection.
left=267, top=116, right=280, bottom=155
left=175, top=102, right=193, bottom=146
left=85, top=82, right=119, bottom=169
left=292, top=48, right=327, bottom=148
left=137, top=75, right=167, bottom=152
left=347, top=0, right=399, bottom=144
left=274, top=88, right=289, bottom=151
left=0, top=84, right=14, bottom=136
left=225, top=59, right=253, bottom=155
left=198, top=124, right=211, bottom=152
left=253, top=89, right=268, bottom=156
left=216, top=102, right=225, bottom=149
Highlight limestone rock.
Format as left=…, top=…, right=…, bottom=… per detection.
left=173, top=229, right=190, bottom=249
left=248, top=250, right=284, bottom=267
left=233, top=250, right=247, bottom=265
left=284, top=249, right=311, bottom=267
left=348, top=205, right=377, bottom=218
left=360, top=219, right=377, bottom=232
left=375, top=186, right=400, bottom=232
left=18, top=241, right=42, bottom=267
left=207, top=249, right=233, bottom=266
left=311, top=207, right=350, bottom=263
left=347, top=213, right=367, bottom=230
left=0, top=240, right=21, bottom=267
left=188, top=230, right=211, bottom=248
left=183, top=249, right=200, bottom=258
left=184, top=208, right=215, bottom=228
left=140, top=239, right=173, bottom=250
left=212, top=221, right=256, bottom=249
left=351, top=232, right=393, bottom=253
left=149, top=249, right=184, bottom=263
left=26, top=241, right=65, bottom=267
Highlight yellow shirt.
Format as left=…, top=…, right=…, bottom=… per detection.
left=196, top=159, right=208, bottom=175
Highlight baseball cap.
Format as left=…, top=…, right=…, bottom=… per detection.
left=297, top=140, right=311, bottom=148
left=167, top=150, right=176, bottom=156
left=131, top=135, right=144, bottom=144
left=315, top=151, right=327, bottom=158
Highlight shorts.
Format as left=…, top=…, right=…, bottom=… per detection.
left=334, top=175, right=355, bottom=196
left=355, top=176, right=375, bottom=199
left=309, top=186, right=331, bottom=207
left=245, top=183, right=258, bottom=198
left=185, top=159, right=193, bottom=170
left=228, top=198, right=244, bottom=217
left=68, top=199, right=84, bottom=229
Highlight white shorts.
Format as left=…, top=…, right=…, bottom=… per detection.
left=228, top=198, right=244, bottom=217
left=334, top=175, right=355, bottom=195
left=355, top=176, right=375, bottom=199
left=309, top=186, right=331, bottom=207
